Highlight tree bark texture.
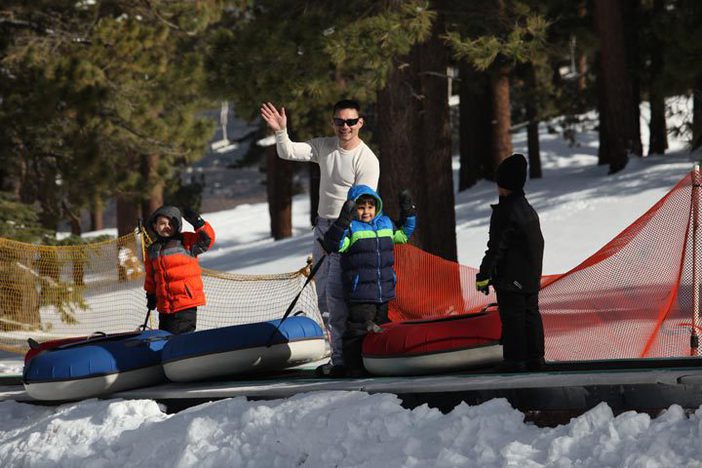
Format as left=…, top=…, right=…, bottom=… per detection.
left=140, top=153, right=163, bottom=219
left=525, top=63, right=542, bottom=179
left=377, top=11, right=457, bottom=261
left=90, top=195, right=104, bottom=232
left=458, top=62, right=492, bottom=190
left=490, top=62, right=513, bottom=172
left=648, top=0, right=668, bottom=156
left=377, top=65, right=416, bottom=219
left=116, top=194, right=140, bottom=237
left=266, top=145, right=294, bottom=240
left=594, top=0, right=638, bottom=173
left=694, top=74, right=702, bottom=151
left=623, top=0, right=643, bottom=156
left=416, top=17, right=457, bottom=262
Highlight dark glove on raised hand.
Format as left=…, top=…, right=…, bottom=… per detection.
left=399, top=189, right=417, bottom=220
left=146, top=293, right=157, bottom=310
left=182, top=207, right=205, bottom=229
left=336, top=199, right=357, bottom=229
left=475, top=273, right=491, bottom=295
left=323, top=199, right=356, bottom=253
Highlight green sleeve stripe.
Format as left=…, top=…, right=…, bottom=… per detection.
left=392, top=230, right=409, bottom=244
left=339, top=237, right=351, bottom=253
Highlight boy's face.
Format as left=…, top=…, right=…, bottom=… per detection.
left=356, top=198, right=376, bottom=222
left=153, top=216, right=175, bottom=237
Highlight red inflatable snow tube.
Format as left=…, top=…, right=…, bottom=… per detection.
left=362, top=308, right=503, bottom=376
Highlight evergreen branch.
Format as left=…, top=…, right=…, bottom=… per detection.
left=141, top=0, right=196, bottom=37
left=0, top=16, right=43, bottom=33
left=418, top=71, right=456, bottom=81
left=104, top=114, right=190, bottom=157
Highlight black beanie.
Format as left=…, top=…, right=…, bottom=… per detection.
left=496, top=153, right=527, bottom=191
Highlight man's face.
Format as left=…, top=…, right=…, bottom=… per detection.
left=356, top=198, right=376, bottom=222
left=332, top=108, right=363, bottom=144
left=153, top=216, right=175, bottom=237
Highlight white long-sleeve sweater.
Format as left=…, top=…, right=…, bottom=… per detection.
left=274, top=129, right=380, bottom=219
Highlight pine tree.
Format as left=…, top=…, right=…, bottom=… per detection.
left=0, top=1, right=223, bottom=235
left=445, top=0, right=549, bottom=177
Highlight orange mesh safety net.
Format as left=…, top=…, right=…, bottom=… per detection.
left=390, top=171, right=699, bottom=361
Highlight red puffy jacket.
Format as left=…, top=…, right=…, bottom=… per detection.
left=144, top=208, right=215, bottom=314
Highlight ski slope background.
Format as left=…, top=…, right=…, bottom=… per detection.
left=1, top=98, right=702, bottom=467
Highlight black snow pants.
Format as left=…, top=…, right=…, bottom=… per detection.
left=343, top=302, right=389, bottom=372
left=495, top=290, right=544, bottom=364
left=159, top=307, right=197, bottom=335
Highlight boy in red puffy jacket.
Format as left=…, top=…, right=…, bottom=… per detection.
left=144, top=206, right=215, bottom=334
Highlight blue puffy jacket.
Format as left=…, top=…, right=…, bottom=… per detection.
left=324, top=185, right=416, bottom=303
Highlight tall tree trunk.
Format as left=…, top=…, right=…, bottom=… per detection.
left=116, top=194, right=140, bottom=237
left=623, top=0, right=643, bottom=156
left=63, top=202, right=82, bottom=236
left=378, top=4, right=457, bottom=261
left=595, top=52, right=609, bottom=166
left=90, top=195, right=104, bottom=231
left=490, top=62, right=513, bottom=172
left=525, top=63, right=542, bottom=179
left=575, top=0, right=588, bottom=110
left=415, top=12, right=456, bottom=262
left=266, top=145, right=293, bottom=240
left=140, top=154, right=163, bottom=219
left=377, top=65, right=417, bottom=216
left=594, top=0, right=636, bottom=174
left=693, top=74, right=702, bottom=152
left=648, top=0, right=668, bottom=156
left=458, top=62, right=492, bottom=190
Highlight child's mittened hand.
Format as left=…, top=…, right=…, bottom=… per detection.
left=475, top=273, right=491, bottom=295
left=183, top=208, right=204, bottom=229
left=399, top=189, right=416, bottom=218
left=338, top=200, right=357, bottom=227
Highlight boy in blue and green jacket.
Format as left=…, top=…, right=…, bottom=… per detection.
left=323, top=184, right=416, bottom=377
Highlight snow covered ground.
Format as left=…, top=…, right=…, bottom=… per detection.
left=1, top=98, right=702, bottom=467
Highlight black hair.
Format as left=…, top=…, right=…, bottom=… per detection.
left=333, top=99, right=361, bottom=115
left=356, top=194, right=376, bottom=205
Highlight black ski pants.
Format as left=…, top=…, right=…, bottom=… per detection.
left=159, top=307, right=197, bottom=335
left=495, top=290, right=544, bottom=363
left=343, top=302, right=389, bottom=372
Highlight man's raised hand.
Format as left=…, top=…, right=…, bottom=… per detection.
left=260, top=102, right=287, bottom=132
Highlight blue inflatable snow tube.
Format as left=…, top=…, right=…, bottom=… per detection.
left=23, top=329, right=172, bottom=383
left=162, top=316, right=324, bottom=364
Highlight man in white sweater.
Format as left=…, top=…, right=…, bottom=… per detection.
left=260, top=99, right=380, bottom=377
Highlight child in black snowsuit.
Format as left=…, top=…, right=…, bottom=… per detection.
left=476, top=153, right=545, bottom=372
left=323, top=184, right=416, bottom=377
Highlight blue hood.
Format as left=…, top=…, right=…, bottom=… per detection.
left=347, top=185, right=383, bottom=219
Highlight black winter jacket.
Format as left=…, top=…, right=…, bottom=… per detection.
left=478, top=192, right=544, bottom=294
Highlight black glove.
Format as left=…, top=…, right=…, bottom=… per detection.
left=322, top=200, right=356, bottom=253
left=183, top=207, right=205, bottom=229
left=475, top=273, right=491, bottom=295
left=399, top=189, right=416, bottom=220
left=337, top=199, right=357, bottom=229
left=146, top=293, right=157, bottom=310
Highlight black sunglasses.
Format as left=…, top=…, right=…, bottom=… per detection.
left=333, top=117, right=360, bottom=127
